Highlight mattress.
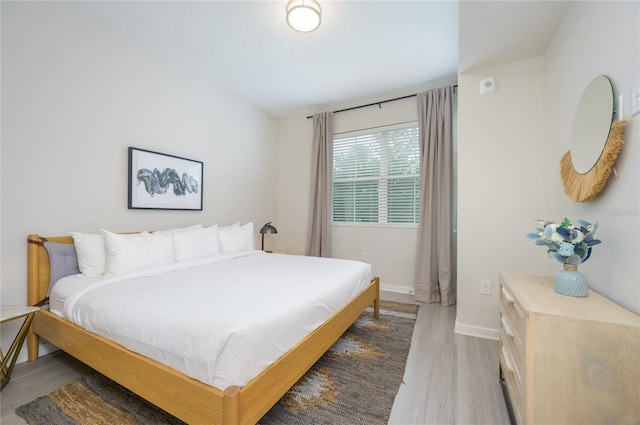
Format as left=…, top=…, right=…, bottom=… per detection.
left=49, top=251, right=372, bottom=390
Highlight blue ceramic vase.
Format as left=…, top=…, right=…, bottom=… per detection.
left=555, top=264, right=588, bottom=297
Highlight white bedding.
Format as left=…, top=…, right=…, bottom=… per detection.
left=49, top=251, right=372, bottom=390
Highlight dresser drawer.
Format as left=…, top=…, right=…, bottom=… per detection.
left=500, top=315, right=524, bottom=385
left=500, top=284, right=524, bottom=341
left=501, top=345, right=524, bottom=425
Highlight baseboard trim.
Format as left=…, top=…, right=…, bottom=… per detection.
left=454, top=320, right=499, bottom=340
left=380, top=284, right=414, bottom=295
left=380, top=285, right=415, bottom=304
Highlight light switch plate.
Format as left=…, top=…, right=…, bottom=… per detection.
left=632, top=86, right=640, bottom=116
left=481, top=280, right=492, bottom=295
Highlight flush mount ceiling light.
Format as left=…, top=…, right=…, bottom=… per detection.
left=286, top=0, right=322, bottom=33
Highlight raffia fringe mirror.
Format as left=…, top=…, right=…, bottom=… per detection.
left=560, top=75, right=626, bottom=202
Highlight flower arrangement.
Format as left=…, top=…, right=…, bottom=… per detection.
left=527, top=218, right=601, bottom=265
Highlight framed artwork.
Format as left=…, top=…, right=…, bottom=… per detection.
left=128, top=147, right=203, bottom=210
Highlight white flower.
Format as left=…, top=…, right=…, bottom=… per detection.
left=546, top=224, right=564, bottom=242
left=573, top=229, right=585, bottom=243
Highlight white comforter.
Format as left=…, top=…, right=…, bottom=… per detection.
left=49, top=251, right=372, bottom=390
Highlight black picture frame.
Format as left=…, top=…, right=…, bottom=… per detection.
left=128, top=147, right=203, bottom=210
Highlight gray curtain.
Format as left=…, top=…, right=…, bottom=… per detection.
left=415, top=86, right=455, bottom=305
left=305, top=112, right=334, bottom=257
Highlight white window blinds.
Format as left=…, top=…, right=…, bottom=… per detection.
left=332, top=122, right=420, bottom=225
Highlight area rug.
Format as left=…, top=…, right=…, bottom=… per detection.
left=16, top=301, right=417, bottom=425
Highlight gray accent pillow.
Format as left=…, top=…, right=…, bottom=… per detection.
left=44, top=241, right=80, bottom=295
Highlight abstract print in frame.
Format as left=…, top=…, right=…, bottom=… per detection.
left=128, top=147, right=203, bottom=210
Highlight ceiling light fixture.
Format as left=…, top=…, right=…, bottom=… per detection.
left=286, top=0, right=322, bottom=33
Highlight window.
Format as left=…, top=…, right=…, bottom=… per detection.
left=332, top=123, right=420, bottom=225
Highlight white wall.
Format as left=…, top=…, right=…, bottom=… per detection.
left=456, top=1, right=639, bottom=338
left=276, top=81, right=456, bottom=294
left=542, top=1, right=639, bottom=313
left=1, top=2, right=278, bottom=361
left=456, top=57, right=547, bottom=338
left=275, top=113, right=312, bottom=255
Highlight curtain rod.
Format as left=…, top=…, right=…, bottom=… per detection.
left=306, top=84, right=457, bottom=119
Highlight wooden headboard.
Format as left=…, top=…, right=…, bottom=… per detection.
left=27, top=234, right=74, bottom=307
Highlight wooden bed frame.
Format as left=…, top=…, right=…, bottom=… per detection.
left=26, top=234, right=380, bottom=425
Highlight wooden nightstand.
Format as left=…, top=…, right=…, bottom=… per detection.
left=1, top=305, right=39, bottom=389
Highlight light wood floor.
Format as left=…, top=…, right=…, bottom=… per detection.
left=389, top=302, right=510, bottom=425
left=1, top=302, right=510, bottom=425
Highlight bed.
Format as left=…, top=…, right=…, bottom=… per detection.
left=26, top=231, right=380, bottom=425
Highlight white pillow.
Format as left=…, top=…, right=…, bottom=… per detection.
left=153, top=224, right=202, bottom=234
left=218, top=222, right=254, bottom=253
left=173, top=226, right=221, bottom=262
left=102, top=230, right=175, bottom=275
left=70, top=232, right=106, bottom=277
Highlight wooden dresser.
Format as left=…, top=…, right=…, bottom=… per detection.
left=499, top=273, right=640, bottom=425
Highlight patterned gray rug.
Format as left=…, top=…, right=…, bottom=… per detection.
left=16, top=302, right=417, bottom=425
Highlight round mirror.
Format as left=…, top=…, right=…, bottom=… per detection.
left=570, top=75, right=614, bottom=174
left=560, top=75, right=625, bottom=203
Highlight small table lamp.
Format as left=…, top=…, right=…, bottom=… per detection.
left=259, top=222, right=278, bottom=251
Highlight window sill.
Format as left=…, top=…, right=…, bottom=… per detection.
left=331, top=222, right=418, bottom=229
